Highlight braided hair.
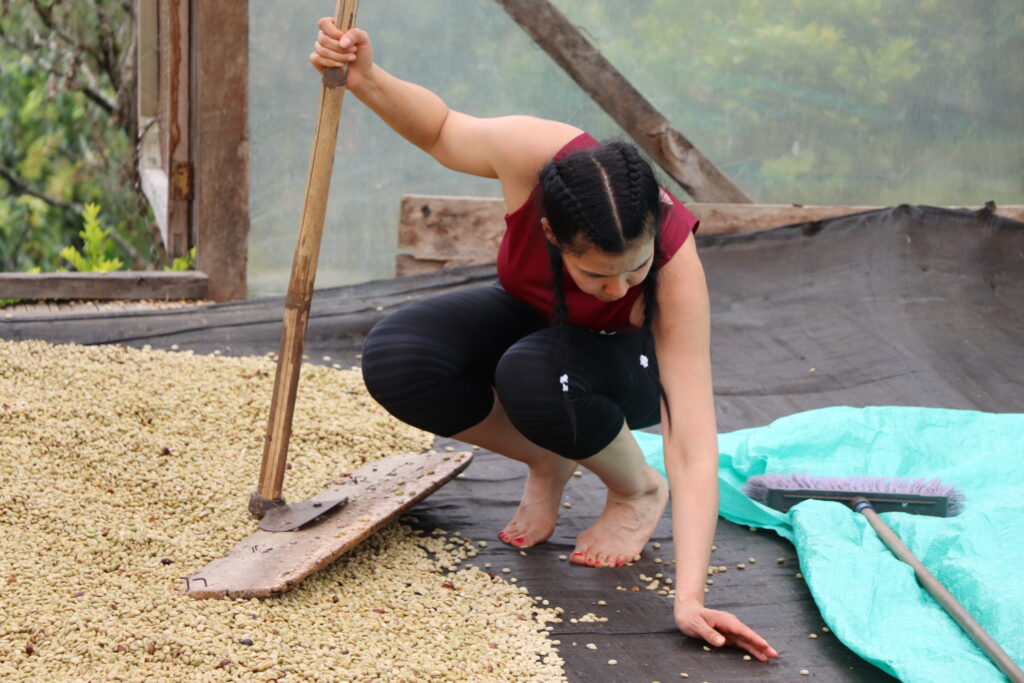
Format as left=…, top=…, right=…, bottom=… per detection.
left=539, top=141, right=669, bottom=435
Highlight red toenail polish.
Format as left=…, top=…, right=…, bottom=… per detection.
left=572, top=552, right=583, bottom=557
left=514, top=537, right=525, bottom=544
left=586, top=558, right=595, bottom=566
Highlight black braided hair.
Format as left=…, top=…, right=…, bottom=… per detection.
left=546, top=239, right=577, bottom=453
left=539, top=140, right=671, bottom=441
left=616, top=142, right=671, bottom=422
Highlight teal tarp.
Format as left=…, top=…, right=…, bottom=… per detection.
left=638, top=406, right=1024, bottom=682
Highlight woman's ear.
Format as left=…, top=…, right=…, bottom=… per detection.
left=540, top=217, right=558, bottom=245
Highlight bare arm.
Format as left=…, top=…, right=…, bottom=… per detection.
left=654, top=238, right=719, bottom=604
left=654, top=238, right=778, bottom=662
left=311, top=19, right=581, bottom=210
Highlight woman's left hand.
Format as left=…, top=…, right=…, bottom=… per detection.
left=675, top=599, right=779, bottom=662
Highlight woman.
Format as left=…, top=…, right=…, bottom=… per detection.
left=311, top=18, right=778, bottom=662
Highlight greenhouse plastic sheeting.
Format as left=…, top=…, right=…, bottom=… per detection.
left=641, top=406, right=1024, bottom=682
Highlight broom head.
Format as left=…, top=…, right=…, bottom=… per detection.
left=744, top=473, right=965, bottom=517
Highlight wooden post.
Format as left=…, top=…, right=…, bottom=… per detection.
left=494, top=0, right=753, bottom=204
left=192, top=0, right=249, bottom=301
left=159, top=0, right=192, bottom=257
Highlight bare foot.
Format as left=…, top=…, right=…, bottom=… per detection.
left=570, top=465, right=668, bottom=567
left=498, top=457, right=577, bottom=548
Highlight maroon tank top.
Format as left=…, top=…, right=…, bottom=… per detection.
left=496, top=133, right=699, bottom=334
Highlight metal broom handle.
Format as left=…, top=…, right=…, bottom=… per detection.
left=852, top=497, right=1024, bottom=682
left=249, top=0, right=361, bottom=519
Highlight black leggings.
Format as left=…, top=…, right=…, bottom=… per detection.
left=361, top=285, right=661, bottom=460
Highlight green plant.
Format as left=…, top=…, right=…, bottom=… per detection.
left=0, top=1, right=150, bottom=273
left=164, top=247, right=196, bottom=272
left=59, top=203, right=124, bottom=272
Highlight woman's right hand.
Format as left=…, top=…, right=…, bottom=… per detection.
left=309, top=18, right=374, bottom=90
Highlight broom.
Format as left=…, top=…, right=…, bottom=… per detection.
left=744, top=473, right=1024, bottom=682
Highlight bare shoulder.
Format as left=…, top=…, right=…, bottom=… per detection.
left=435, top=113, right=582, bottom=210
left=486, top=116, right=584, bottom=174
left=488, top=116, right=584, bottom=210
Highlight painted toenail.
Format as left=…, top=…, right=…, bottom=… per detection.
left=514, top=537, right=525, bottom=544
left=572, top=552, right=583, bottom=557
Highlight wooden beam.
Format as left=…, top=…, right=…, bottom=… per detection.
left=0, top=272, right=208, bottom=300
left=494, top=0, right=752, bottom=204
left=396, top=194, right=1024, bottom=274
left=191, top=0, right=249, bottom=301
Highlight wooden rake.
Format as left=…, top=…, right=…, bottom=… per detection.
left=186, top=0, right=471, bottom=599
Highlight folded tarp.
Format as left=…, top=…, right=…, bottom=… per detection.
left=639, top=406, right=1024, bottom=682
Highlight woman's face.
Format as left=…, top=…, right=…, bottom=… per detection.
left=560, top=237, right=655, bottom=302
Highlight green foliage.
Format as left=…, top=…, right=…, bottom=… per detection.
left=59, top=203, right=123, bottom=272
left=0, top=1, right=152, bottom=274
left=165, top=247, right=196, bottom=272
left=567, top=0, right=1023, bottom=204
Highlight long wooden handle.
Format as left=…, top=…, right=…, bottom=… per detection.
left=855, top=501, right=1024, bottom=682
left=249, top=0, right=361, bottom=519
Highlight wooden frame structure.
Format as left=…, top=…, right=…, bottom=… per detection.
left=396, top=0, right=1023, bottom=277
left=137, top=0, right=250, bottom=301
left=396, top=195, right=1024, bottom=276
left=3, top=1, right=1018, bottom=305
left=0, top=0, right=249, bottom=304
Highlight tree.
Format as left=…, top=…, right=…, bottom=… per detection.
left=0, top=0, right=154, bottom=272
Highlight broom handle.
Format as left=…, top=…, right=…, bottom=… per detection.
left=249, top=0, right=361, bottom=519
left=854, top=499, right=1024, bottom=682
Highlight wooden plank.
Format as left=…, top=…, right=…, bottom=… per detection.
left=186, top=450, right=473, bottom=599
left=689, top=203, right=879, bottom=235
left=1, top=299, right=207, bottom=318
left=0, top=272, right=208, bottom=300
left=396, top=195, right=506, bottom=276
left=494, top=0, right=753, bottom=204
left=395, top=194, right=1024, bottom=274
left=191, top=0, right=249, bottom=301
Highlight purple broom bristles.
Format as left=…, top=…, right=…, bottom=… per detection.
left=744, top=473, right=966, bottom=515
